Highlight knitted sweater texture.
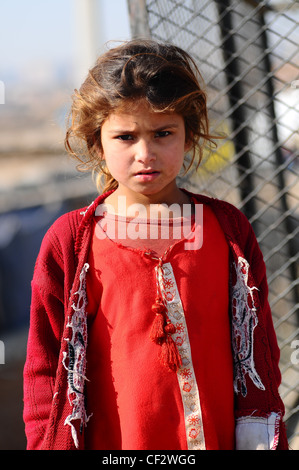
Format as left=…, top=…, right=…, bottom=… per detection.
left=23, top=191, right=288, bottom=450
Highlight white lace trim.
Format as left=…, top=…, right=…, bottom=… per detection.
left=231, top=257, right=265, bottom=396
left=156, top=262, right=206, bottom=450
left=62, top=263, right=92, bottom=448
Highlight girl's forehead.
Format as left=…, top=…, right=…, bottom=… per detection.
left=114, top=98, right=157, bottom=115
left=107, top=99, right=181, bottom=124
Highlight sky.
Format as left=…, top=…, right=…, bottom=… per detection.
left=0, top=0, right=74, bottom=69
left=0, top=1, right=298, bottom=96
left=0, top=0, right=131, bottom=86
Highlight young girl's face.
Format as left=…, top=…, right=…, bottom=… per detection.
left=100, top=100, right=190, bottom=205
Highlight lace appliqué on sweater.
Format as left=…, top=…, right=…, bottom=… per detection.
left=232, top=257, right=265, bottom=397
left=62, top=263, right=92, bottom=448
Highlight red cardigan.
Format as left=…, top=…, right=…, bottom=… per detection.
left=23, top=191, right=288, bottom=450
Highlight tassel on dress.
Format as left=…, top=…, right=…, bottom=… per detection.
left=160, top=335, right=182, bottom=372
left=150, top=295, right=182, bottom=372
left=150, top=298, right=167, bottom=343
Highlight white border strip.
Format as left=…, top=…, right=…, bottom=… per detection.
left=156, top=262, right=206, bottom=450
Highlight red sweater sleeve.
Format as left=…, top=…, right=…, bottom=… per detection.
left=23, top=219, right=71, bottom=449
left=208, top=196, right=282, bottom=389
left=243, top=219, right=282, bottom=388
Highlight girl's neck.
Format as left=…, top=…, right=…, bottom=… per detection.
left=104, top=186, right=191, bottom=218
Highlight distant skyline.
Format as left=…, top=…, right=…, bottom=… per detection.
left=1, top=1, right=298, bottom=90
left=0, top=0, right=131, bottom=86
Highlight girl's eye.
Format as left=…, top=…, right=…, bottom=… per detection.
left=116, top=134, right=134, bottom=141
left=115, top=131, right=171, bottom=140
left=155, top=130, right=171, bottom=138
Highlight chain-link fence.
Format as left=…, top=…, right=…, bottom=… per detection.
left=127, top=0, right=299, bottom=448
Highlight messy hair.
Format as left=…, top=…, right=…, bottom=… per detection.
left=65, top=39, right=215, bottom=193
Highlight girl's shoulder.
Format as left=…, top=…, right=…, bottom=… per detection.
left=46, top=206, right=84, bottom=245
left=189, top=191, right=250, bottom=224
left=44, top=192, right=110, bottom=251
left=189, top=191, right=254, bottom=248
left=48, top=194, right=104, bottom=238
left=34, top=208, right=82, bottom=271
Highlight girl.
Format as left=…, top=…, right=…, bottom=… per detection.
left=23, top=39, right=288, bottom=450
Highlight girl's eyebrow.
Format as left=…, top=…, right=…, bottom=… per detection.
left=107, top=123, right=180, bottom=134
left=153, top=123, right=179, bottom=131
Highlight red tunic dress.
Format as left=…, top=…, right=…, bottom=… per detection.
left=85, top=203, right=235, bottom=450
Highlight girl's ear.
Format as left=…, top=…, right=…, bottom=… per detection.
left=93, top=137, right=105, bottom=160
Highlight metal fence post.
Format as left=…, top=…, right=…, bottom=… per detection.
left=215, top=0, right=257, bottom=223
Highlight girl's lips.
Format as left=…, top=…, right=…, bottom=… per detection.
left=134, top=170, right=160, bottom=182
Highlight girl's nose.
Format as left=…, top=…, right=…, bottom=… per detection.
left=135, top=139, right=156, bottom=163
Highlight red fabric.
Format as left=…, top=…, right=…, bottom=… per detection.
left=23, top=209, right=82, bottom=450
left=95, top=210, right=195, bottom=256
left=85, top=205, right=235, bottom=449
left=23, top=191, right=288, bottom=450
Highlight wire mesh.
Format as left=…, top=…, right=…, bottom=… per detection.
left=128, top=0, right=299, bottom=448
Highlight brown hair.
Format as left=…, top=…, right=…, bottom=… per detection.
left=65, top=39, right=215, bottom=193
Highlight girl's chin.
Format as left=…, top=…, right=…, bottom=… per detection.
left=113, top=181, right=181, bottom=203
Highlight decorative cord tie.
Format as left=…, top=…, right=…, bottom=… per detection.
left=150, top=296, right=182, bottom=372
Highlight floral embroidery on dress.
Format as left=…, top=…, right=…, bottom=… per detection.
left=156, top=262, right=206, bottom=450
left=62, top=263, right=92, bottom=448
left=231, top=257, right=265, bottom=397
